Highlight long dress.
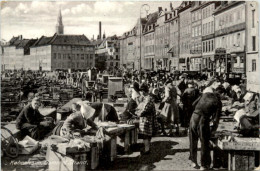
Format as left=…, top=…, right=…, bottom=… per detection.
left=136, top=95, right=156, bottom=137
left=161, top=85, right=179, bottom=124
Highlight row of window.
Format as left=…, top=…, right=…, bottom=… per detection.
left=53, top=45, right=94, bottom=51
left=145, top=34, right=155, bottom=42
left=53, top=62, right=92, bottom=68
left=53, top=53, right=94, bottom=60
left=216, top=8, right=244, bottom=30
left=191, top=43, right=202, bottom=51
left=202, top=39, right=214, bottom=53
left=202, top=4, right=214, bottom=19
left=192, top=25, right=202, bottom=37
left=145, top=45, right=154, bottom=54
left=202, top=21, right=214, bottom=36
left=192, top=10, right=201, bottom=22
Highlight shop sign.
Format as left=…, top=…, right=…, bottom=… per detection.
left=215, top=48, right=226, bottom=54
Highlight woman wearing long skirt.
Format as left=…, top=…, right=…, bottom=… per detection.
left=161, top=80, right=179, bottom=136
left=136, top=83, right=156, bottom=155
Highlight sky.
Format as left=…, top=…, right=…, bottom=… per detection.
left=1, top=1, right=182, bottom=41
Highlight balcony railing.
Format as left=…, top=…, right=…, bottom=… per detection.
left=190, top=50, right=202, bottom=54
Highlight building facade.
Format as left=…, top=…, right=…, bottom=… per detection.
left=96, top=35, right=120, bottom=71
left=201, top=2, right=221, bottom=75
left=245, top=1, right=259, bottom=93
left=168, top=8, right=180, bottom=72
left=2, top=34, right=95, bottom=71
left=214, top=1, right=246, bottom=75
left=155, top=7, right=171, bottom=71
left=179, top=1, right=192, bottom=71
left=190, top=1, right=202, bottom=71
left=143, top=12, right=158, bottom=70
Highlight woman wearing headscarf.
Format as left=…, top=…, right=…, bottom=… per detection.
left=136, top=83, right=156, bottom=154
left=119, top=82, right=140, bottom=123
left=161, top=79, right=179, bottom=135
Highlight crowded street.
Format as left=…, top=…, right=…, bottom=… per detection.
left=1, top=1, right=259, bottom=171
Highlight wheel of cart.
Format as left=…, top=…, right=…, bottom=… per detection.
left=1, top=125, right=19, bottom=158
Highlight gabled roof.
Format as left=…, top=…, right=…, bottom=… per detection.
left=32, top=33, right=92, bottom=47
left=16, top=39, right=30, bottom=48
left=9, top=36, right=20, bottom=45
left=143, top=11, right=158, bottom=33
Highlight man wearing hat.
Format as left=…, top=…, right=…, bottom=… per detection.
left=16, top=97, right=54, bottom=140
left=181, top=81, right=200, bottom=128
left=178, top=75, right=188, bottom=94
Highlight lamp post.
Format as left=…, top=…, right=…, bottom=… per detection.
left=139, top=4, right=150, bottom=82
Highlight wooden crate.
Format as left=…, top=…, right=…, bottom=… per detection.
left=108, top=77, right=123, bottom=102
left=228, top=151, right=255, bottom=170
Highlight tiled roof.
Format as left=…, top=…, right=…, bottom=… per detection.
left=32, top=33, right=92, bottom=47
left=16, top=39, right=30, bottom=48
left=9, top=36, right=20, bottom=45
left=144, top=11, right=158, bottom=33
left=50, top=34, right=91, bottom=46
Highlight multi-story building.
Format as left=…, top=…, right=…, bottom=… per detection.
left=24, top=34, right=95, bottom=71
left=96, top=35, right=120, bottom=71
left=190, top=1, right=202, bottom=71
left=120, top=17, right=147, bottom=71
left=214, top=1, right=246, bottom=75
left=245, top=1, right=259, bottom=92
left=168, top=7, right=180, bottom=72
left=155, top=7, right=171, bottom=71
left=178, top=1, right=192, bottom=71
left=120, top=27, right=137, bottom=70
left=143, top=12, right=158, bottom=70
left=2, top=35, right=37, bottom=70
left=201, top=2, right=221, bottom=75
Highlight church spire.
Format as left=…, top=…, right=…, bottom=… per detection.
left=56, top=7, right=64, bottom=35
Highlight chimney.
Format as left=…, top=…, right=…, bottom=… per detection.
left=99, top=21, right=102, bottom=40
left=170, top=2, right=173, bottom=11
left=19, top=35, right=23, bottom=40
left=165, top=8, right=167, bottom=11
left=158, top=7, right=162, bottom=12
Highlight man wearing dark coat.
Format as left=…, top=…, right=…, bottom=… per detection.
left=189, top=87, right=222, bottom=170
left=89, top=103, right=119, bottom=123
left=16, top=97, right=53, bottom=140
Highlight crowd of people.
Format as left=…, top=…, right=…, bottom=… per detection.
left=119, top=70, right=258, bottom=170
left=5, top=68, right=259, bottom=170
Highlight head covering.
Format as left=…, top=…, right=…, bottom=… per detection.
left=80, top=102, right=96, bottom=119
left=203, top=87, right=214, bottom=93
left=187, top=80, right=194, bottom=88
left=165, top=79, right=172, bottom=85
left=140, top=83, right=149, bottom=93
left=130, top=82, right=140, bottom=92
left=152, top=88, right=159, bottom=95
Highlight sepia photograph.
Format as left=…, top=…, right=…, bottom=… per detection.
left=1, top=1, right=259, bottom=170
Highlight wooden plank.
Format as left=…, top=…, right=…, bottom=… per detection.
left=91, top=146, right=99, bottom=170
left=124, top=130, right=130, bottom=153
left=228, top=151, right=232, bottom=170
left=218, top=137, right=260, bottom=151
left=110, top=136, right=117, bottom=161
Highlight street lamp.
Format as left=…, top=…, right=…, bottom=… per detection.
left=139, top=4, right=150, bottom=82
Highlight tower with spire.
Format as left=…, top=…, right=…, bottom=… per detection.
left=56, top=8, right=64, bottom=35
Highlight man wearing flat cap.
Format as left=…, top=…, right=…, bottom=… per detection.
left=16, top=97, right=54, bottom=140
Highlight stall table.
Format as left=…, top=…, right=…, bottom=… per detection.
left=217, top=137, right=260, bottom=170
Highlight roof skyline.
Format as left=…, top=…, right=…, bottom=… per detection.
left=1, top=1, right=182, bottom=41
